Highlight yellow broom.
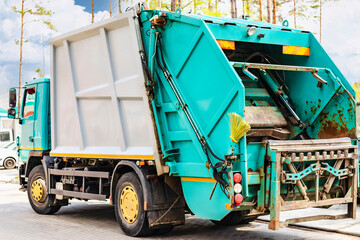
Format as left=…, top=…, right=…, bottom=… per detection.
left=228, top=112, right=251, bottom=143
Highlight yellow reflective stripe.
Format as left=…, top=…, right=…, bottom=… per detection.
left=181, top=177, right=216, bottom=183
left=283, top=45, right=310, bottom=56
left=18, top=146, right=43, bottom=151
left=49, top=153, right=154, bottom=160
left=283, top=45, right=296, bottom=54
left=216, top=40, right=235, bottom=50
left=297, top=47, right=310, bottom=56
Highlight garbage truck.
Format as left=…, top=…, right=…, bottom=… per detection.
left=8, top=3, right=358, bottom=236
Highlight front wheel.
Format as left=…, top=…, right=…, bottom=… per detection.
left=27, top=165, right=61, bottom=214
left=3, top=157, right=16, bottom=169
left=114, top=172, right=152, bottom=237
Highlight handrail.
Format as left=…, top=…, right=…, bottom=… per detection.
left=231, top=61, right=328, bottom=85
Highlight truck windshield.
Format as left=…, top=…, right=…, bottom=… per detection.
left=23, top=88, right=36, bottom=118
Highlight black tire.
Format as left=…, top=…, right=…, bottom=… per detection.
left=3, top=157, right=16, bottom=169
left=114, top=172, right=152, bottom=237
left=211, top=210, right=257, bottom=226
left=27, top=165, right=61, bottom=214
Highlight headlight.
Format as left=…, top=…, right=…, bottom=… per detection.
left=247, top=26, right=257, bottom=36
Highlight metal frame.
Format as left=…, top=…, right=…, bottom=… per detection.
left=48, top=168, right=109, bottom=201
left=267, top=138, right=358, bottom=230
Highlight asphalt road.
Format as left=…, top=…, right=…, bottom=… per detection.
left=0, top=169, right=359, bottom=240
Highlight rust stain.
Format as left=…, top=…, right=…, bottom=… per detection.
left=317, top=111, right=356, bottom=139
left=305, top=111, right=307, bottom=115
left=311, top=106, right=317, bottom=114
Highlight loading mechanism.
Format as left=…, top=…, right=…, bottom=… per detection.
left=230, top=61, right=357, bottom=229
left=232, top=61, right=355, bottom=141
left=264, top=138, right=357, bottom=230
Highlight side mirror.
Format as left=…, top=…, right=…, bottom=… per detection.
left=9, top=88, right=16, bottom=108
left=7, top=108, right=16, bottom=119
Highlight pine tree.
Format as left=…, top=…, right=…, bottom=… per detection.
left=92, top=0, right=94, bottom=23
left=171, top=0, right=176, bottom=11
left=231, top=0, right=237, bottom=18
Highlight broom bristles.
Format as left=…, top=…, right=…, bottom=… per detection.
left=228, top=112, right=250, bottom=143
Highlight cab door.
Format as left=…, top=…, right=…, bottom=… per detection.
left=19, top=86, right=36, bottom=162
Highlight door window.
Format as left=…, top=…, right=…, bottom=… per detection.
left=0, top=131, right=10, bottom=141
left=23, top=88, right=36, bottom=118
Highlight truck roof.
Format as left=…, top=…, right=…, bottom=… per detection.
left=25, top=77, right=50, bottom=86
left=186, top=13, right=306, bottom=33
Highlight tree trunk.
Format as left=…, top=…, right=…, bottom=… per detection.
left=194, top=0, right=196, bottom=13
left=109, top=0, right=112, bottom=17
left=177, top=0, right=182, bottom=8
left=320, top=0, right=322, bottom=43
left=246, top=0, right=250, bottom=15
left=266, top=0, right=271, bottom=23
left=18, top=0, right=24, bottom=117
left=272, top=0, right=276, bottom=24
left=119, top=0, right=121, bottom=14
left=208, top=0, right=211, bottom=10
left=231, top=0, right=237, bottom=18
left=242, top=0, right=245, bottom=15
left=259, top=0, right=263, bottom=21
left=171, top=0, right=176, bottom=11
left=293, top=0, right=296, bottom=28
left=92, top=0, right=94, bottom=23
left=158, top=0, right=162, bottom=9
left=215, top=0, right=218, bottom=11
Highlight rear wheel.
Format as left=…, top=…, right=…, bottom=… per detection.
left=27, top=165, right=61, bottom=214
left=3, top=157, right=16, bottom=169
left=211, top=210, right=257, bottom=226
left=114, top=172, right=152, bottom=237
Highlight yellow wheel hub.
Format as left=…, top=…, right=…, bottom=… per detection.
left=120, top=186, right=139, bottom=223
left=31, top=178, right=45, bottom=202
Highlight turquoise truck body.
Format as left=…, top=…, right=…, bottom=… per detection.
left=13, top=7, right=358, bottom=236
left=139, top=9, right=357, bottom=226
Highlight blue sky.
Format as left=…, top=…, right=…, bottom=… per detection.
left=0, top=0, right=359, bottom=110
left=74, top=0, right=118, bottom=13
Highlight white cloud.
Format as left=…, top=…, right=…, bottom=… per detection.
left=0, top=0, right=111, bottom=109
